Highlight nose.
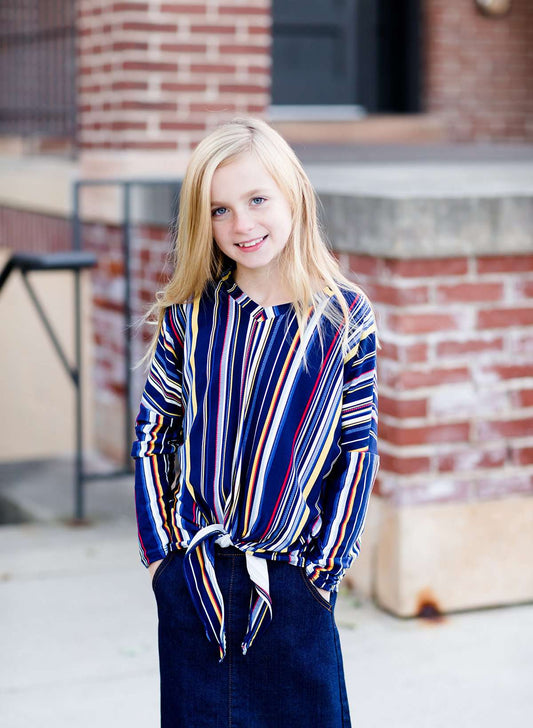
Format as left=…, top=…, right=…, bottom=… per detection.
left=233, top=208, right=254, bottom=235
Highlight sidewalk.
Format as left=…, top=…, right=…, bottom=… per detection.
left=1, top=459, right=532, bottom=727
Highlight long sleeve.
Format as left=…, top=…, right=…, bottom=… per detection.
left=131, top=306, right=184, bottom=566
left=306, top=296, right=379, bottom=591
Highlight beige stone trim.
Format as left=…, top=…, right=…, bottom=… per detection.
left=372, top=496, right=533, bottom=616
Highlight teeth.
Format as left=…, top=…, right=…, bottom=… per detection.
left=237, top=236, right=264, bottom=248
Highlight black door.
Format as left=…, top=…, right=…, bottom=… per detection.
left=271, top=0, right=358, bottom=105
left=271, top=0, right=421, bottom=113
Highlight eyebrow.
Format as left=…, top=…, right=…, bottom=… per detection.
left=210, top=188, right=271, bottom=206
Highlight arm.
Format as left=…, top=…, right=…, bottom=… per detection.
left=306, top=296, right=379, bottom=592
left=131, top=306, right=184, bottom=568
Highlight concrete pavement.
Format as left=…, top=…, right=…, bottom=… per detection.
left=1, top=459, right=532, bottom=727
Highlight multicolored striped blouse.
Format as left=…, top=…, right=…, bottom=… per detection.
left=132, top=268, right=379, bottom=660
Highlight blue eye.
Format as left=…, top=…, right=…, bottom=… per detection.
left=251, top=197, right=266, bottom=206
left=211, top=207, right=228, bottom=217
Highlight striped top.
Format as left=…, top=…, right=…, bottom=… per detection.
left=132, top=268, right=379, bottom=659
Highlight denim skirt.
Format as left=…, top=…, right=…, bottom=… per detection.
left=152, top=546, right=351, bottom=728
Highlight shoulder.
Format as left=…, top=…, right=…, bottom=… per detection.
left=326, top=282, right=376, bottom=335
left=162, top=303, right=187, bottom=345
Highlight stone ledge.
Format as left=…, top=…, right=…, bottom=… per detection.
left=319, top=193, right=533, bottom=258
left=1, top=154, right=532, bottom=258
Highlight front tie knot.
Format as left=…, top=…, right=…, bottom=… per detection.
left=183, top=524, right=272, bottom=661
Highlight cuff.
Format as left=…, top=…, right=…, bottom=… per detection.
left=305, top=563, right=340, bottom=592
left=141, top=546, right=169, bottom=568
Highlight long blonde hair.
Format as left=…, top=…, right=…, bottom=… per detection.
left=144, top=117, right=361, bottom=360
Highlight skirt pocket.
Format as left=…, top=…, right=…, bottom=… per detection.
left=299, top=566, right=334, bottom=612
left=151, top=551, right=176, bottom=593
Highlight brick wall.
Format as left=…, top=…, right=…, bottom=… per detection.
left=77, top=0, right=271, bottom=151
left=339, top=252, right=533, bottom=506
left=81, top=220, right=172, bottom=459
left=424, top=0, right=533, bottom=141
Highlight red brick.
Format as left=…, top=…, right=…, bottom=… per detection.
left=379, top=395, right=427, bottom=419
left=79, top=84, right=101, bottom=93
left=347, top=254, right=381, bottom=277
left=122, top=61, right=178, bottom=72
left=112, top=41, right=148, bottom=51
left=365, top=282, right=429, bottom=306
left=379, top=340, right=399, bottom=361
left=109, top=382, right=127, bottom=397
left=190, top=64, right=236, bottom=74
left=94, top=296, right=124, bottom=313
left=511, top=447, right=533, bottom=466
left=249, top=26, right=270, bottom=35
left=161, top=82, right=206, bottom=92
left=386, top=258, right=468, bottom=278
left=476, top=416, right=533, bottom=440
left=380, top=453, right=431, bottom=475
left=121, top=100, right=177, bottom=111
left=246, top=104, right=267, bottom=113
left=219, top=5, right=269, bottom=15
left=477, top=307, right=533, bottom=329
left=191, top=24, right=236, bottom=34
left=190, top=103, right=237, bottom=113
left=403, top=342, right=429, bottom=364
left=160, top=121, right=205, bottom=131
left=247, top=65, right=271, bottom=76
left=111, top=81, right=148, bottom=90
left=522, top=280, right=533, bottom=298
left=160, top=3, right=206, bottom=13
left=398, top=366, right=470, bottom=389
left=436, top=337, right=504, bottom=357
left=477, top=255, right=533, bottom=273
left=160, top=43, right=207, bottom=53
left=120, top=140, right=179, bottom=150
left=388, top=312, right=457, bottom=334
left=109, top=260, right=125, bottom=277
left=436, top=282, right=504, bottom=303
left=110, top=120, right=148, bottom=131
left=122, top=22, right=177, bottom=32
left=516, top=389, right=533, bottom=407
left=380, top=421, right=470, bottom=447
left=485, top=364, right=533, bottom=380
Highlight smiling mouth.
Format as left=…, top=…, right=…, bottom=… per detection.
left=235, top=235, right=267, bottom=249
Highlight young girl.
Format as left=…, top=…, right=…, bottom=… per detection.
left=132, top=117, right=379, bottom=728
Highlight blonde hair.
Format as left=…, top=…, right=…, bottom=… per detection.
left=143, top=117, right=361, bottom=361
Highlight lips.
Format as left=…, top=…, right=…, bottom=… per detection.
left=235, top=235, right=267, bottom=249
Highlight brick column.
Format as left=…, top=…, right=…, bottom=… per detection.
left=77, top=0, right=271, bottom=175
left=320, top=187, right=533, bottom=615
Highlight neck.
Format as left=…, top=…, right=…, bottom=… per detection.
left=234, top=266, right=292, bottom=307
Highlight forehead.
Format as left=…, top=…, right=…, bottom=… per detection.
left=210, top=152, right=279, bottom=199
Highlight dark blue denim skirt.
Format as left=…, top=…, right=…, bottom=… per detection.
left=152, top=546, right=351, bottom=728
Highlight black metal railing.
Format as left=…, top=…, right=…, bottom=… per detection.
left=0, top=0, right=77, bottom=141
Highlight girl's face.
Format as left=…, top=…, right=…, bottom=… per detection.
left=210, top=151, right=293, bottom=278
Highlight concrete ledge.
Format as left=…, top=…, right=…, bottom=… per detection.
left=373, top=496, right=533, bottom=616
left=318, top=193, right=533, bottom=258
left=1, top=154, right=532, bottom=259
